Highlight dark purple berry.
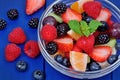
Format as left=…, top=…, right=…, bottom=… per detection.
left=43, top=16, right=57, bottom=26
left=97, top=21, right=108, bottom=32
left=28, top=18, right=39, bottom=28
left=56, top=23, right=70, bottom=37
left=7, top=9, right=19, bottom=20
left=53, top=3, right=67, bottom=15
left=97, top=34, right=110, bottom=44
left=46, top=42, right=58, bottom=55
left=0, top=19, right=7, bottom=30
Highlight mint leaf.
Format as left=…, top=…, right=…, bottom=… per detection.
left=68, top=20, right=83, bottom=35
left=80, top=21, right=90, bottom=37
left=89, top=20, right=102, bottom=33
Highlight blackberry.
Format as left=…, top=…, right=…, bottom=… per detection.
left=0, top=19, right=7, bottom=30
left=56, top=23, right=70, bottom=37
left=53, top=3, right=67, bottom=15
left=7, top=9, right=19, bottom=20
left=97, top=34, right=110, bottom=44
left=46, top=42, right=58, bottom=55
left=28, top=18, right=39, bottom=28
left=16, top=60, right=28, bottom=72
left=97, top=21, right=108, bottom=32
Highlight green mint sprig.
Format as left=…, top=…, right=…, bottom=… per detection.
left=68, top=20, right=102, bottom=37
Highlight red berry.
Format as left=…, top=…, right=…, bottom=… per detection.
left=76, top=35, right=95, bottom=54
left=54, top=37, right=73, bottom=52
left=62, top=8, right=82, bottom=23
left=41, top=24, right=57, bottom=42
left=8, top=27, right=26, bottom=44
left=83, top=1, right=102, bottom=19
left=26, top=0, right=45, bottom=15
left=5, top=43, right=21, bottom=62
left=96, top=8, right=112, bottom=22
left=72, top=45, right=82, bottom=52
left=65, top=52, right=70, bottom=59
left=89, top=46, right=112, bottom=62
left=24, top=40, right=40, bottom=58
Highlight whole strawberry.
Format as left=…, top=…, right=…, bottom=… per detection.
left=24, top=40, right=40, bottom=58
left=8, top=27, right=26, bottom=44
left=5, top=43, right=21, bottom=62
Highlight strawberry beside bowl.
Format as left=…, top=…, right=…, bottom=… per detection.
left=38, top=0, right=120, bottom=79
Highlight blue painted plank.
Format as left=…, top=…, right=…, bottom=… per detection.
left=0, top=0, right=45, bottom=80
left=109, top=0, right=120, bottom=80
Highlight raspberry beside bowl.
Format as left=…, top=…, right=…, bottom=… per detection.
left=38, top=0, right=120, bottom=79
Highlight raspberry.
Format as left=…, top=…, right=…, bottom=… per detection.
left=5, top=43, right=21, bottom=62
left=53, top=3, right=67, bottom=15
left=24, top=40, right=40, bottom=58
left=8, top=27, right=26, bottom=44
left=83, top=1, right=102, bottom=19
left=41, top=24, right=57, bottom=42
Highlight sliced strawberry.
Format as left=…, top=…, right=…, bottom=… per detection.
left=65, top=52, right=70, bottom=59
left=96, top=8, right=112, bottom=22
left=107, top=19, right=114, bottom=28
left=76, top=35, right=95, bottom=54
left=72, top=45, right=82, bottom=52
left=54, top=37, right=73, bottom=52
left=83, top=1, right=102, bottom=19
left=26, top=0, right=45, bottom=15
left=89, top=46, right=112, bottom=62
left=62, top=8, right=82, bottom=23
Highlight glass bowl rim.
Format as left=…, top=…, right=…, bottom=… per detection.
left=37, top=0, right=120, bottom=78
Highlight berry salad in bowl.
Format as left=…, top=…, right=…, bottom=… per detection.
left=38, top=0, right=120, bottom=79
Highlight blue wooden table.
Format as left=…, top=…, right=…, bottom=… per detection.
left=0, top=0, right=120, bottom=80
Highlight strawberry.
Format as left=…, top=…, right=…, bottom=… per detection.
left=72, top=45, right=82, bottom=52
left=8, top=27, right=26, bottom=44
left=24, top=40, right=40, bottom=58
left=26, top=0, right=45, bottom=15
left=107, top=19, right=114, bottom=28
left=96, top=8, right=112, bottom=22
left=83, top=1, right=102, bottom=19
left=5, top=43, right=21, bottom=62
left=76, top=35, right=95, bottom=54
left=62, top=8, right=82, bottom=23
left=41, top=24, right=57, bottom=42
left=89, top=46, right=112, bottom=62
left=65, top=52, right=70, bottom=59
left=54, top=37, right=73, bottom=52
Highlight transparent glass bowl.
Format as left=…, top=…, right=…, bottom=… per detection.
left=38, top=0, right=120, bottom=79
